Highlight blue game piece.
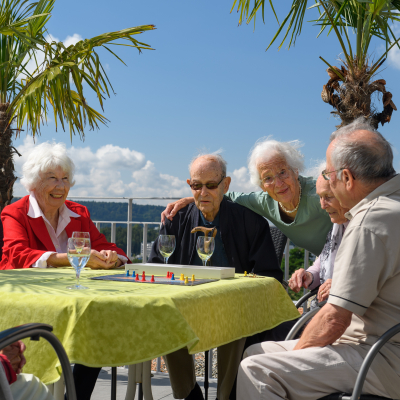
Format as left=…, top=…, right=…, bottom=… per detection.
left=126, top=270, right=130, bottom=277
left=132, top=271, right=136, bottom=278
left=171, top=273, right=175, bottom=281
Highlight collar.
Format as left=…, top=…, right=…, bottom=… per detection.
left=27, top=193, right=80, bottom=220
left=345, top=174, right=400, bottom=220
left=199, top=209, right=220, bottom=227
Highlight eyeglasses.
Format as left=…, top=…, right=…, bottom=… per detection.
left=321, top=169, right=344, bottom=181
left=261, top=169, right=291, bottom=186
left=189, top=176, right=225, bottom=191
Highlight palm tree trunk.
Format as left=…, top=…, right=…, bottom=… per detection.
left=0, top=102, right=20, bottom=214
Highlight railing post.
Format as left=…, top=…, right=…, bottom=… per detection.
left=302, top=250, right=310, bottom=311
left=142, top=223, right=148, bottom=263
left=156, top=357, right=161, bottom=373
left=284, top=239, right=290, bottom=291
left=111, top=223, right=116, bottom=244
left=127, top=199, right=133, bottom=259
left=96, top=222, right=101, bottom=231
left=208, top=348, right=213, bottom=380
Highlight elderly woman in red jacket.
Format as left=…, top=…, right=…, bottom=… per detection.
left=0, top=141, right=130, bottom=400
left=0, top=142, right=128, bottom=270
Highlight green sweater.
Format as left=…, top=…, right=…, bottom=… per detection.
left=226, top=175, right=332, bottom=255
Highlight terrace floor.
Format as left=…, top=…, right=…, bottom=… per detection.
left=92, top=367, right=218, bottom=400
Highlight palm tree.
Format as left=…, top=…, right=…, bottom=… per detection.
left=231, top=0, right=400, bottom=128
left=0, top=0, right=154, bottom=212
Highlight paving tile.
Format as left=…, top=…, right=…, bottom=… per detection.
left=92, top=367, right=217, bottom=400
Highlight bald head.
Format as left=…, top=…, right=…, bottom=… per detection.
left=189, top=153, right=227, bottom=178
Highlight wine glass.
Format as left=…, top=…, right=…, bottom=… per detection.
left=158, top=235, right=176, bottom=264
left=196, top=236, right=215, bottom=267
left=66, top=237, right=91, bottom=290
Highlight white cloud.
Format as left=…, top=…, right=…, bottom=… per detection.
left=388, top=24, right=400, bottom=70
left=12, top=138, right=259, bottom=205
left=13, top=137, right=191, bottom=203
left=388, top=46, right=400, bottom=70
left=227, top=166, right=260, bottom=193
left=24, top=33, right=82, bottom=77
left=64, top=34, right=83, bottom=48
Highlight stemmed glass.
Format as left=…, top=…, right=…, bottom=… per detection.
left=66, top=237, right=91, bottom=290
left=72, top=232, right=90, bottom=239
left=196, top=236, right=215, bottom=267
left=158, top=235, right=176, bottom=264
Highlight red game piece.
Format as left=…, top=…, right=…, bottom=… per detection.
left=135, top=273, right=139, bottom=281
left=141, top=272, right=146, bottom=282
left=150, top=275, right=155, bottom=282
left=167, top=271, right=170, bottom=278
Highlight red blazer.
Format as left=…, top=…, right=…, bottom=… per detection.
left=0, top=196, right=129, bottom=270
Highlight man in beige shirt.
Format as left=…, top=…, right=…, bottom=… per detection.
left=237, top=117, right=400, bottom=400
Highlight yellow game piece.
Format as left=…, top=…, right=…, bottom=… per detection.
left=244, top=271, right=248, bottom=276
left=191, top=274, right=195, bottom=282
left=184, top=276, right=189, bottom=285
left=180, top=273, right=184, bottom=281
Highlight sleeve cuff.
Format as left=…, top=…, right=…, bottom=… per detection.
left=0, top=354, right=17, bottom=384
left=118, top=255, right=128, bottom=265
left=32, top=252, right=56, bottom=268
left=328, top=294, right=367, bottom=315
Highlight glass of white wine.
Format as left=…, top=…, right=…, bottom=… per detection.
left=196, top=236, right=215, bottom=267
left=158, top=235, right=176, bottom=264
left=66, top=237, right=91, bottom=290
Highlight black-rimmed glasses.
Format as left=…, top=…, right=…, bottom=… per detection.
left=189, top=176, right=225, bottom=191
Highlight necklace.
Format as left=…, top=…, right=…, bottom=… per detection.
left=279, top=183, right=302, bottom=214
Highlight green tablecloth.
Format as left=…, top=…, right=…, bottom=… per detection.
left=0, top=268, right=299, bottom=384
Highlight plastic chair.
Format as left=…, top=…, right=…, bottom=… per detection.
left=284, top=297, right=397, bottom=400
left=0, top=323, right=77, bottom=400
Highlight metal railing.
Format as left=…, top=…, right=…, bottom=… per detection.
left=67, top=196, right=180, bottom=259
left=67, top=195, right=314, bottom=381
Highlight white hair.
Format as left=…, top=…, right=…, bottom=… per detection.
left=248, top=136, right=305, bottom=187
left=330, top=117, right=395, bottom=184
left=20, top=142, right=75, bottom=192
left=307, top=160, right=327, bottom=180
left=188, top=150, right=227, bottom=177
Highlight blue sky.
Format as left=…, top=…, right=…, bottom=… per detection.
left=13, top=1, right=400, bottom=203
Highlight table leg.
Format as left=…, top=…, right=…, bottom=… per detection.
left=204, top=351, right=209, bottom=400
left=125, top=365, right=137, bottom=400
left=138, top=383, right=143, bottom=400
left=111, top=367, right=117, bottom=400
left=142, top=360, right=153, bottom=400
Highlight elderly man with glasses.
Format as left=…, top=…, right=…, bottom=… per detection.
left=149, top=153, right=284, bottom=400
left=237, top=117, right=400, bottom=400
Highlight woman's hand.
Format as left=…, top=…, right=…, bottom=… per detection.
left=99, top=250, right=122, bottom=269
left=288, top=269, right=313, bottom=292
left=317, top=279, right=332, bottom=302
left=161, top=197, right=194, bottom=223
left=86, top=250, right=121, bottom=270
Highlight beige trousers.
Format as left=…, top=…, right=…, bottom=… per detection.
left=10, top=374, right=55, bottom=400
left=164, top=338, right=246, bottom=400
left=237, top=340, right=391, bottom=400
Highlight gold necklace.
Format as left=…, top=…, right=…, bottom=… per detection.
left=279, top=183, right=302, bottom=214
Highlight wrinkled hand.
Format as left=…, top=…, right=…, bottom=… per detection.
left=317, top=279, right=332, bottom=302
left=86, top=250, right=120, bottom=270
left=161, top=197, right=194, bottom=223
left=288, top=269, right=313, bottom=293
left=0, top=341, right=26, bottom=373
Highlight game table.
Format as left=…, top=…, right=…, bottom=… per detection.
left=0, top=267, right=300, bottom=385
